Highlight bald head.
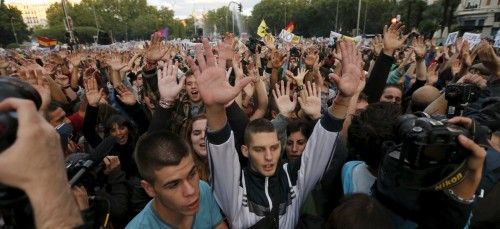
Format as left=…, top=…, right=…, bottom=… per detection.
left=411, top=85, right=440, bottom=112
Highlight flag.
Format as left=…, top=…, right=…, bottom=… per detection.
left=285, top=21, right=294, bottom=33
left=37, top=36, right=57, bottom=47
left=158, top=27, right=169, bottom=40
left=257, top=20, right=270, bottom=38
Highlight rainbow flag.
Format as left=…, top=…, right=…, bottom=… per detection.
left=285, top=21, right=294, bottom=33
left=37, top=36, right=58, bottom=47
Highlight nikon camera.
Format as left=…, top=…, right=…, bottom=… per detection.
left=380, top=113, right=472, bottom=191
left=445, top=83, right=481, bottom=118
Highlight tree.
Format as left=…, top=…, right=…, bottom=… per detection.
left=0, top=0, right=30, bottom=47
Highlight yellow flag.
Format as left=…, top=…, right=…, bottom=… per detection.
left=257, top=20, right=269, bottom=38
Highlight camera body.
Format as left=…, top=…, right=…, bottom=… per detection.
left=245, top=37, right=265, bottom=54
left=380, top=113, right=471, bottom=191
left=445, top=83, right=481, bottom=118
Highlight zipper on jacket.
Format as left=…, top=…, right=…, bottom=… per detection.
left=264, top=177, right=273, bottom=210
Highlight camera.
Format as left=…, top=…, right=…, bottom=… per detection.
left=445, top=83, right=481, bottom=118
left=0, top=77, right=42, bottom=206
left=380, top=113, right=471, bottom=191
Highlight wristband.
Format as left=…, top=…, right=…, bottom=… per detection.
left=159, top=98, right=175, bottom=109
left=444, top=189, right=475, bottom=204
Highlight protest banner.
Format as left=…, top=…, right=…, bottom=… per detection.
left=445, top=31, right=459, bottom=45
left=462, top=32, right=481, bottom=49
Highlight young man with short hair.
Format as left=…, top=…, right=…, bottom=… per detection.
left=189, top=38, right=364, bottom=228
left=126, top=131, right=227, bottom=229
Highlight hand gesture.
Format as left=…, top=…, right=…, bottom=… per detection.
left=158, top=61, right=185, bottom=101
left=83, top=74, right=104, bottom=107
left=427, top=62, right=439, bottom=85
left=0, top=58, right=10, bottom=69
left=187, top=38, right=253, bottom=107
left=298, top=81, right=321, bottom=120
left=106, top=55, right=127, bottom=71
left=272, top=80, right=297, bottom=118
left=329, top=41, right=363, bottom=98
left=412, top=36, right=427, bottom=60
left=270, top=50, right=286, bottom=69
left=145, top=32, right=169, bottom=63
left=103, top=156, right=121, bottom=175
left=293, top=68, right=308, bottom=86
left=476, top=41, right=500, bottom=75
left=32, top=68, right=51, bottom=111
left=115, top=84, right=137, bottom=106
left=219, top=33, right=236, bottom=61
left=457, top=73, right=487, bottom=89
left=383, top=21, right=408, bottom=56
left=71, top=186, right=89, bottom=210
left=459, top=41, right=472, bottom=68
left=67, top=53, right=82, bottom=68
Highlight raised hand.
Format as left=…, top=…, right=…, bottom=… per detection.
left=115, top=84, right=137, bottom=106
left=329, top=41, right=363, bottom=98
left=157, top=61, right=185, bottom=101
left=272, top=80, right=297, bottom=118
left=83, top=74, right=104, bottom=107
left=187, top=38, right=253, bottom=107
left=219, top=33, right=236, bottom=61
left=145, top=32, right=169, bottom=63
left=412, top=36, right=427, bottom=60
left=427, top=62, right=439, bottom=85
left=103, top=156, right=121, bottom=175
left=32, top=68, right=51, bottom=112
left=67, top=53, right=82, bottom=68
left=298, top=81, right=321, bottom=120
left=270, top=50, right=286, bottom=69
left=476, top=41, right=500, bottom=76
left=0, top=58, right=10, bottom=69
left=382, top=21, right=408, bottom=56
left=106, top=55, right=127, bottom=71
left=293, top=68, right=308, bottom=86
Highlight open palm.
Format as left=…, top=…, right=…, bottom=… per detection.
left=329, top=41, right=363, bottom=98
left=188, top=38, right=253, bottom=107
left=158, top=62, right=185, bottom=101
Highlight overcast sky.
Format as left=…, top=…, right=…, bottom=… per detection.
left=6, top=0, right=260, bottom=19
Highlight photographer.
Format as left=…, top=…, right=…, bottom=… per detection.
left=68, top=154, right=130, bottom=229
left=373, top=116, right=487, bottom=228
left=0, top=98, right=83, bottom=228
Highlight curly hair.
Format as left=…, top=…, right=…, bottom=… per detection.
left=347, top=102, right=401, bottom=170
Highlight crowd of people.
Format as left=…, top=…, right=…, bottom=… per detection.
left=0, top=20, right=499, bottom=229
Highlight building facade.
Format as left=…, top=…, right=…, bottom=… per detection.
left=455, top=0, right=500, bottom=37
left=7, top=0, right=81, bottom=29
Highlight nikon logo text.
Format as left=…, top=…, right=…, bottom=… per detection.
left=435, top=172, right=464, bottom=190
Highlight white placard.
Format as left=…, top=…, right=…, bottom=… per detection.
left=494, top=31, right=500, bottom=48
left=445, top=31, right=459, bottom=45
left=279, top=29, right=295, bottom=43
left=462, top=32, right=481, bottom=50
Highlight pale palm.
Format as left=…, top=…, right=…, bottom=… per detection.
left=158, top=63, right=185, bottom=100
left=84, top=77, right=102, bottom=107
left=298, top=82, right=321, bottom=118
left=272, top=81, right=296, bottom=115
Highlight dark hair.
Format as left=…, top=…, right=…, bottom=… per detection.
left=383, top=84, right=403, bottom=93
left=358, top=92, right=368, bottom=103
left=286, top=120, right=313, bottom=140
left=184, top=114, right=209, bottom=181
left=348, top=102, right=401, bottom=170
left=244, top=118, right=277, bottom=145
left=104, top=114, right=137, bottom=144
left=134, top=131, right=190, bottom=184
left=184, top=114, right=207, bottom=149
left=325, top=193, right=393, bottom=229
